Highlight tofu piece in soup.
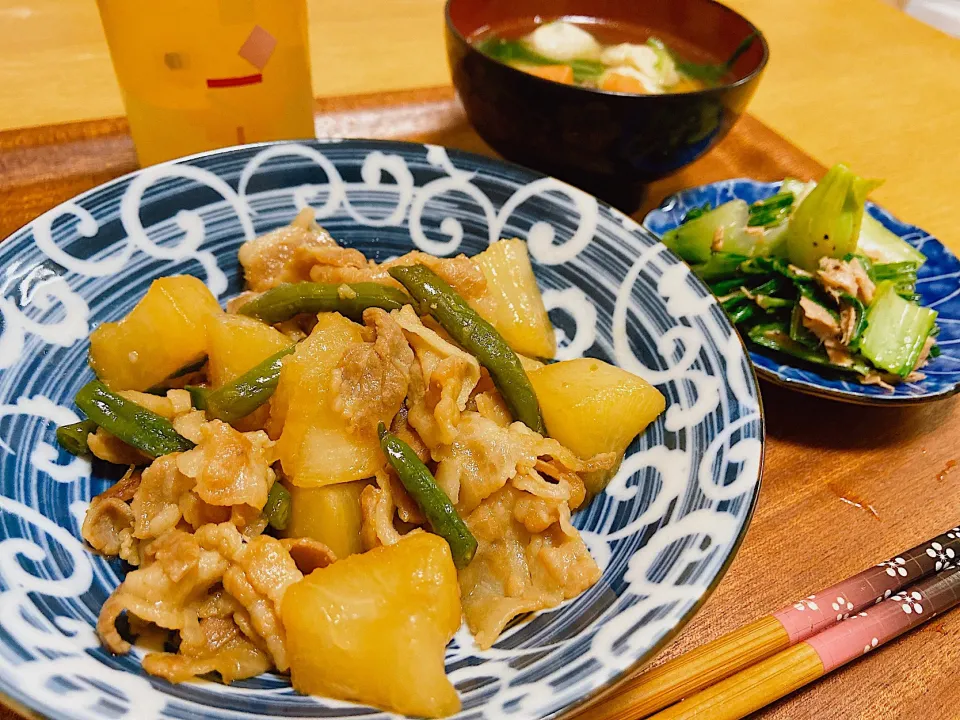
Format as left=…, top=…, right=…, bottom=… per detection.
left=525, top=20, right=601, bottom=61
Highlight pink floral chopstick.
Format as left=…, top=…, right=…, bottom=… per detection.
left=611, top=525, right=960, bottom=719
left=772, top=525, right=960, bottom=643
left=647, top=566, right=960, bottom=720
left=807, top=564, right=960, bottom=671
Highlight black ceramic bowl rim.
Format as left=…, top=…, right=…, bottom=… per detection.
left=444, top=0, right=770, bottom=99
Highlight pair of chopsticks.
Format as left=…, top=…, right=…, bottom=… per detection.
left=575, top=525, right=960, bottom=720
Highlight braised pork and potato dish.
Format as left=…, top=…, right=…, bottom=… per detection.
left=59, top=209, right=665, bottom=717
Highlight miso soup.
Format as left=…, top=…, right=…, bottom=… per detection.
left=472, top=18, right=741, bottom=94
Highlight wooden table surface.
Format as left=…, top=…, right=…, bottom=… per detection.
left=1, top=2, right=960, bottom=720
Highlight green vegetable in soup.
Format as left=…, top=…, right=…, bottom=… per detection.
left=474, top=37, right=604, bottom=84
left=668, top=31, right=760, bottom=85
left=645, top=37, right=678, bottom=79
left=475, top=23, right=715, bottom=90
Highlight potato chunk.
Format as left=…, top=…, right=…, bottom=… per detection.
left=283, top=480, right=367, bottom=559
left=283, top=533, right=461, bottom=717
left=207, top=313, right=292, bottom=388
left=275, top=313, right=382, bottom=487
left=528, top=358, right=665, bottom=494
left=474, top=238, right=556, bottom=358
left=89, top=276, right=222, bottom=391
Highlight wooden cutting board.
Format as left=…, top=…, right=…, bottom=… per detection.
left=1, top=86, right=957, bottom=720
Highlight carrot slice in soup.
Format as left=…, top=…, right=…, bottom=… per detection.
left=671, top=77, right=704, bottom=93
left=513, top=63, right=575, bottom=85
left=600, top=71, right=652, bottom=94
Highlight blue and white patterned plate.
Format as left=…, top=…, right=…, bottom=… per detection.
left=0, top=140, right=763, bottom=720
left=644, top=179, right=960, bottom=405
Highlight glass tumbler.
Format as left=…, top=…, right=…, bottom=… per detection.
left=96, top=0, right=315, bottom=166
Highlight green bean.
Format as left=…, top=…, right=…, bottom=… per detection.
left=204, top=346, right=294, bottom=423
left=185, top=385, right=209, bottom=411
left=378, top=423, right=477, bottom=568
left=74, top=381, right=194, bottom=458
left=237, top=282, right=411, bottom=324
left=56, top=419, right=98, bottom=456
left=388, top=264, right=545, bottom=434
left=263, top=482, right=292, bottom=531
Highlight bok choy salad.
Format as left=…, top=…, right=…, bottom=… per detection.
left=662, top=164, right=938, bottom=387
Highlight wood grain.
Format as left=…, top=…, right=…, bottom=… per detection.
left=649, top=643, right=826, bottom=720
left=1, top=89, right=960, bottom=720
left=653, top=384, right=960, bottom=720
left=724, top=0, right=960, bottom=249
left=0, top=87, right=824, bottom=238
left=573, top=616, right=791, bottom=720
left=1, top=0, right=960, bottom=248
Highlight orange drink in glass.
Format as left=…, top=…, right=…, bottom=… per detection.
left=96, top=0, right=315, bottom=166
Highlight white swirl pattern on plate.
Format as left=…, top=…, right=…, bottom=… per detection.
left=0, top=141, right=762, bottom=720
